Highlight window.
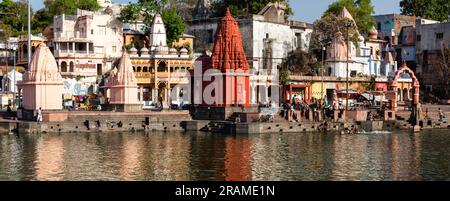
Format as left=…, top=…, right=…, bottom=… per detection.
left=112, top=46, right=117, bottom=53
left=416, top=35, right=421, bottom=41
left=436, top=33, right=443, bottom=40
left=91, top=29, right=94, bottom=34
left=377, top=22, right=381, bottom=30
left=61, top=62, right=67, bottom=72
left=98, top=26, right=106, bottom=35
left=207, top=29, right=214, bottom=43
left=112, top=28, right=117, bottom=34
left=69, top=61, right=74, bottom=72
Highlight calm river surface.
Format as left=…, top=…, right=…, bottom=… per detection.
left=0, top=130, right=449, bottom=181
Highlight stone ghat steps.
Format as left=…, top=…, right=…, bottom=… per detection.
left=65, top=113, right=192, bottom=123
left=17, top=120, right=186, bottom=134
left=257, top=121, right=354, bottom=133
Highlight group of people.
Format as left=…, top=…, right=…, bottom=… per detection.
left=282, top=95, right=332, bottom=122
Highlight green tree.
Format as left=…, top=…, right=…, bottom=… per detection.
left=211, top=0, right=293, bottom=18
left=120, top=0, right=187, bottom=46
left=0, top=0, right=30, bottom=37
left=282, top=49, right=324, bottom=76
left=77, top=0, right=101, bottom=11
left=323, top=0, right=375, bottom=34
left=400, top=0, right=450, bottom=22
left=310, top=14, right=359, bottom=53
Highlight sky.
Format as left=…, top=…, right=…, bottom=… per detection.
left=31, top=0, right=401, bottom=23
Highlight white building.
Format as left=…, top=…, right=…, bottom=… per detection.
left=52, top=9, right=123, bottom=79
left=1, top=70, right=22, bottom=93
left=326, top=8, right=395, bottom=78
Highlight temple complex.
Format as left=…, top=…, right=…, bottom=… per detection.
left=129, top=14, right=193, bottom=108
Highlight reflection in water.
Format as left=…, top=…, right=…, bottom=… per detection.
left=0, top=130, right=449, bottom=181
left=224, top=135, right=252, bottom=181
left=35, top=135, right=65, bottom=181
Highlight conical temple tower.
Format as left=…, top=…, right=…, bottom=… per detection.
left=19, top=43, right=63, bottom=111
left=105, top=51, right=141, bottom=112
left=192, top=8, right=254, bottom=121
left=210, top=8, right=250, bottom=107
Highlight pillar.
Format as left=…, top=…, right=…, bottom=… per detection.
left=392, top=86, right=398, bottom=111
left=86, top=42, right=89, bottom=54
left=289, top=85, right=293, bottom=103
left=413, top=86, right=420, bottom=105
left=139, top=86, right=143, bottom=103
left=394, top=61, right=398, bottom=73
left=72, top=42, right=75, bottom=53
left=385, top=64, right=389, bottom=77
left=305, top=86, right=310, bottom=102
left=245, top=76, right=250, bottom=106
left=152, top=87, right=157, bottom=102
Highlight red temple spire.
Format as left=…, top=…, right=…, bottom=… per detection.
left=211, top=7, right=249, bottom=71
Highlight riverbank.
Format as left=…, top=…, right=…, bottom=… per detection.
left=0, top=104, right=449, bottom=135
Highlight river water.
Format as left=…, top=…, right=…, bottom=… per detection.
left=0, top=130, right=449, bottom=181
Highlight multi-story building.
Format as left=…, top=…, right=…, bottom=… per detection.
left=0, top=37, right=17, bottom=67
left=188, top=1, right=313, bottom=104
left=373, top=14, right=418, bottom=45
left=16, top=34, right=47, bottom=69
left=373, top=14, right=439, bottom=70
left=51, top=8, right=123, bottom=98
left=52, top=9, right=123, bottom=78
left=415, top=20, right=450, bottom=95
left=128, top=14, right=193, bottom=107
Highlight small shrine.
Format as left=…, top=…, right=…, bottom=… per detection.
left=19, top=43, right=63, bottom=111
left=17, top=43, right=65, bottom=122
left=104, top=51, right=141, bottom=112
left=191, top=8, right=255, bottom=120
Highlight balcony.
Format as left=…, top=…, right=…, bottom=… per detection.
left=135, top=72, right=154, bottom=84
left=55, top=50, right=99, bottom=58
left=133, top=72, right=190, bottom=84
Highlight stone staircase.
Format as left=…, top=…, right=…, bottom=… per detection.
left=199, top=121, right=229, bottom=133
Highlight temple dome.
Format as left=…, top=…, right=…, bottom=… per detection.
left=368, top=26, right=378, bottom=39
left=169, top=47, right=178, bottom=55
left=155, top=46, right=168, bottom=54
left=358, top=35, right=365, bottom=42
left=180, top=48, right=189, bottom=55
left=23, top=43, right=62, bottom=82
left=129, top=47, right=138, bottom=55
left=140, top=47, right=149, bottom=55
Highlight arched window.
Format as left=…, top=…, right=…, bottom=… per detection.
left=69, top=61, right=74, bottom=72
left=22, top=44, right=27, bottom=59
left=143, top=67, right=148, bottom=72
left=61, top=61, right=67, bottom=72
left=136, top=66, right=142, bottom=72
left=158, top=62, right=166, bottom=72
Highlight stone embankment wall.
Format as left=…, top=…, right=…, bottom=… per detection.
left=15, top=111, right=192, bottom=134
